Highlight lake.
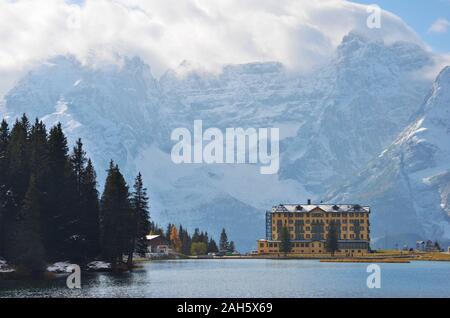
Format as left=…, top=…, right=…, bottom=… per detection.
left=1, top=259, right=450, bottom=298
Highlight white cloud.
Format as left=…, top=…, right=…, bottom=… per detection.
left=0, top=0, right=430, bottom=96
left=429, top=18, right=450, bottom=34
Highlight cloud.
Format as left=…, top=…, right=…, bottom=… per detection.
left=429, top=18, right=450, bottom=34
left=0, top=0, right=430, bottom=96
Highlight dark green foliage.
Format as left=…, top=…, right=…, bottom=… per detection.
left=100, top=162, right=134, bottom=267
left=131, top=173, right=151, bottom=256
left=326, top=221, right=339, bottom=256
left=228, top=241, right=235, bottom=253
left=280, top=226, right=292, bottom=255
left=9, top=175, right=46, bottom=274
left=219, top=228, right=229, bottom=252
left=434, top=241, right=441, bottom=251
left=69, top=139, right=100, bottom=261
left=79, top=159, right=101, bottom=259
left=45, top=123, right=78, bottom=260
left=207, top=239, right=218, bottom=254
left=7, top=117, right=30, bottom=202
left=0, top=120, right=10, bottom=256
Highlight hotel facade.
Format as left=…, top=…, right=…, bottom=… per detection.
left=257, top=202, right=370, bottom=256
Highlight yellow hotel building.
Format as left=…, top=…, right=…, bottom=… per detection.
left=257, top=202, right=371, bottom=256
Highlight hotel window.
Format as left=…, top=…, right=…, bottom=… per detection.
left=306, top=234, right=310, bottom=238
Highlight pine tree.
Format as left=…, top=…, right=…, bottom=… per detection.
left=29, top=119, right=49, bottom=183
left=71, top=138, right=87, bottom=196
left=207, top=239, right=219, bottom=254
left=326, top=221, right=339, bottom=256
left=0, top=120, right=10, bottom=257
left=100, top=162, right=133, bottom=268
left=10, top=175, right=46, bottom=275
left=45, top=123, right=77, bottom=260
left=7, top=118, right=30, bottom=202
left=219, top=228, right=229, bottom=252
left=130, top=172, right=150, bottom=257
left=228, top=241, right=235, bottom=253
left=280, top=226, right=292, bottom=255
left=4, top=118, right=30, bottom=261
left=180, top=228, right=191, bottom=256
left=79, top=159, right=101, bottom=259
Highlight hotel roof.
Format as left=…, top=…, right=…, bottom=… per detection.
left=270, top=204, right=370, bottom=213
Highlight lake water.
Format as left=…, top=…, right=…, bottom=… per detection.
left=1, top=259, right=450, bottom=298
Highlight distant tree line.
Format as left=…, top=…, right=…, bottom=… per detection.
left=158, top=225, right=236, bottom=256
left=0, top=115, right=151, bottom=273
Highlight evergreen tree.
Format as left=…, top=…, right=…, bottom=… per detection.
left=79, top=159, right=101, bottom=260
left=70, top=138, right=87, bottom=196
left=45, top=123, right=77, bottom=260
left=10, top=175, right=45, bottom=274
left=7, top=118, right=30, bottom=202
left=180, top=228, right=192, bottom=256
left=130, top=172, right=151, bottom=256
left=326, top=221, right=339, bottom=256
left=207, top=239, right=219, bottom=254
left=0, top=120, right=10, bottom=257
left=100, top=162, right=133, bottom=268
left=192, top=228, right=201, bottom=243
left=228, top=241, right=235, bottom=253
left=165, top=223, right=173, bottom=242
left=219, top=228, right=229, bottom=252
left=4, top=118, right=30, bottom=261
left=434, top=241, right=441, bottom=251
left=280, top=226, right=292, bottom=255
left=29, top=119, right=49, bottom=183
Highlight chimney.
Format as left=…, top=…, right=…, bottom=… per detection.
left=307, top=199, right=311, bottom=205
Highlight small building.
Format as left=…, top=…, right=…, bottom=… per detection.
left=416, top=241, right=425, bottom=251
left=146, top=235, right=170, bottom=255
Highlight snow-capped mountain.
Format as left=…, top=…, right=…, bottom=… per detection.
left=279, top=33, right=432, bottom=193
left=1, top=32, right=446, bottom=251
left=327, top=66, right=450, bottom=248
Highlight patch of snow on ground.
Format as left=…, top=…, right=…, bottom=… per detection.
left=0, top=258, right=15, bottom=273
left=87, top=261, right=111, bottom=271
left=47, top=261, right=73, bottom=273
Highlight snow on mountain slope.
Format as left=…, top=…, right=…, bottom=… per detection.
left=279, top=32, right=432, bottom=193
left=327, top=66, right=450, bottom=248
left=4, top=55, right=162, bottom=181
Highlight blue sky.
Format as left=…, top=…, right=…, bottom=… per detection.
left=353, top=0, right=450, bottom=52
